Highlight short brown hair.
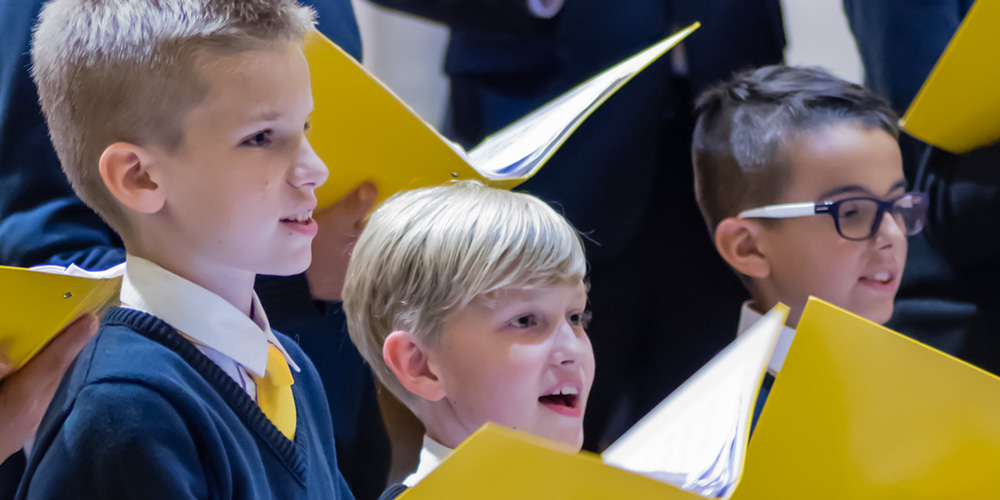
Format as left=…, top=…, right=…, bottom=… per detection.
left=692, top=65, right=899, bottom=236
left=31, top=0, right=316, bottom=234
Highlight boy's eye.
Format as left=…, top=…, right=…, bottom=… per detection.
left=303, top=121, right=311, bottom=132
left=569, top=311, right=593, bottom=329
left=507, top=315, right=538, bottom=329
left=840, top=201, right=861, bottom=219
left=241, top=130, right=273, bottom=147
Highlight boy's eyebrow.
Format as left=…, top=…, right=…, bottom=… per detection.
left=815, top=179, right=907, bottom=201
left=250, top=110, right=283, bottom=122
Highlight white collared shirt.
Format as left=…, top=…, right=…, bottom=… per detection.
left=736, top=301, right=796, bottom=375
left=402, top=435, right=453, bottom=487
left=118, top=254, right=299, bottom=400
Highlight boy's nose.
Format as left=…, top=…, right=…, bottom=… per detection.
left=290, top=136, right=329, bottom=189
left=551, top=321, right=588, bottom=366
left=875, top=211, right=906, bottom=248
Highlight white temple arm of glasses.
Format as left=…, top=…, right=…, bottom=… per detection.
left=738, top=202, right=817, bottom=219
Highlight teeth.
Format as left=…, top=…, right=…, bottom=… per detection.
left=555, top=386, right=578, bottom=396
left=874, top=272, right=890, bottom=282
left=288, top=211, right=313, bottom=223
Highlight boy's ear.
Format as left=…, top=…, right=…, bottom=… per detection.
left=714, top=217, right=771, bottom=279
left=383, top=331, right=446, bottom=402
left=98, top=142, right=165, bottom=214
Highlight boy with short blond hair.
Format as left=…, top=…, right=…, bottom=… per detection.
left=343, top=180, right=595, bottom=489
left=693, top=65, right=927, bottom=373
left=18, top=1, right=354, bottom=498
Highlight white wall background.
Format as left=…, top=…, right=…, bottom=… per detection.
left=350, top=0, right=865, bottom=130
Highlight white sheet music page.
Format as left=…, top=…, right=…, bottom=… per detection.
left=601, top=305, right=787, bottom=498
left=467, top=24, right=699, bottom=180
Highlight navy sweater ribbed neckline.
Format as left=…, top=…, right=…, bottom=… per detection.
left=102, top=307, right=308, bottom=482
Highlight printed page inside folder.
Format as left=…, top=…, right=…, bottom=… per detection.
left=602, top=304, right=788, bottom=498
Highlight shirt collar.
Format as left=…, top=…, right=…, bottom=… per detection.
left=737, top=301, right=796, bottom=374
left=119, top=254, right=299, bottom=377
left=402, top=435, right=453, bottom=487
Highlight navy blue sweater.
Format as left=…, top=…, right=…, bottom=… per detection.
left=15, top=308, right=354, bottom=500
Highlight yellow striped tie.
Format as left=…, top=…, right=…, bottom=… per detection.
left=254, top=344, right=297, bottom=440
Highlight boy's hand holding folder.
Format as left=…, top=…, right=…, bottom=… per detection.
left=0, top=263, right=118, bottom=459
left=0, top=313, right=97, bottom=461
left=305, top=181, right=378, bottom=301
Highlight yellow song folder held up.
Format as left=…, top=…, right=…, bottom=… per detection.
left=733, top=297, right=1000, bottom=500
left=398, top=425, right=706, bottom=500
left=302, top=23, right=699, bottom=208
left=0, top=265, right=121, bottom=380
left=900, top=0, right=1000, bottom=153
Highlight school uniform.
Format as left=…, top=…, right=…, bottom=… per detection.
left=736, top=302, right=796, bottom=431
left=377, top=435, right=452, bottom=500
left=15, top=256, right=353, bottom=499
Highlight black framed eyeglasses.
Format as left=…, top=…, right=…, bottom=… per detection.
left=737, top=192, right=929, bottom=241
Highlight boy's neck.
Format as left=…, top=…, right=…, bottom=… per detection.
left=127, top=247, right=256, bottom=317
left=747, top=296, right=802, bottom=329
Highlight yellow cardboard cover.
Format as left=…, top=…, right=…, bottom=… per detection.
left=900, top=0, right=1000, bottom=153
left=302, top=24, right=698, bottom=207
left=303, top=31, right=478, bottom=208
left=733, top=297, right=1000, bottom=499
left=0, top=266, right=121, bottom=379
left=399, top=425, right=705, bottom=500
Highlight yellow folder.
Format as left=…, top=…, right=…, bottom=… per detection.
left=733, top=297, right=1000, bottom=499
left=0, top=266, right=121, bottom=380
left=302, top=23, right=699, bottom=208
left=899, top=0, right=1000, bottom=153
left=398, top=425, right=706, bottom=500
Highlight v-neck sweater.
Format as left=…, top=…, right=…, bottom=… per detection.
left=16, top=308, right=354, bottom=500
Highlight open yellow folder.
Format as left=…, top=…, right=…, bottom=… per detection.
left=398, top=425, right=706, bottom=500
left=734, top=297, right=1000, bottom=499
left=0, top=266, right=121, bottom=380
left=302, top=23, right=699, bottom=207
left=900, top=0, right=1000, bottom=153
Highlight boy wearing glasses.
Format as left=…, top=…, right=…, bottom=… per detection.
left=692, top=65, right=927, bottom=376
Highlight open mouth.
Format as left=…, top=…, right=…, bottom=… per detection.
left=859, top=271, right=896, bottom=289
left=280, top=217, right=314, bottom=225
left=539, top=393, right=579, bottom=409
left=280, top=211, right=318, bottom=236
left=280, top=212, right=314, bottom=225
left=539, top=385, right=582, bottom=417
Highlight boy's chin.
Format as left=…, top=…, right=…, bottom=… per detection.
left=852, top=300, right=894, bottom=325
left=257, top=256, right=311, bottom=278
left=863, top=306, right=894, bottom=325
left=537, top=426, right=585, bottom=453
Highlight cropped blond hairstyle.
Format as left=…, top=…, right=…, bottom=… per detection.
left=342, top=181, right=587, bottom=405
left=31, top=0, right=316, bottom=234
